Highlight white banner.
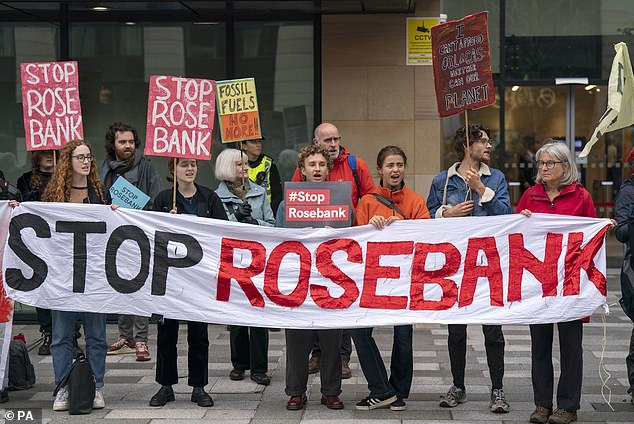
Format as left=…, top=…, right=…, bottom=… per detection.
left=1, top=202, right=610, bottom=328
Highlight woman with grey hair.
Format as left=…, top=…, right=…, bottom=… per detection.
left=215, top=148, right=274, bottom=386
left=517, top=140, right=596, bottom=424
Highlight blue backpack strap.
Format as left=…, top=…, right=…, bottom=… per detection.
left=347, top=155, right=361, bottom=200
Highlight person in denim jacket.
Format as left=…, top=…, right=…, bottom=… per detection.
left=427, top=124, right=511, bottom=414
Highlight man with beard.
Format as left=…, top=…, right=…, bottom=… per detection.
left=426, top=123, right=511, bottom=414
left=100, top=122, right=162, bottom=362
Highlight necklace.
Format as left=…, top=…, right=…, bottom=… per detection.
left=71, top=185, right=87, bottom=189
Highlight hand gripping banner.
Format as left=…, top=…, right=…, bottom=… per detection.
left=1, top=202, right=609, bottom=328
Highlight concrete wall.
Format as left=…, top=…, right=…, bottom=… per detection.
left=321, top=2, right=441, bottom=198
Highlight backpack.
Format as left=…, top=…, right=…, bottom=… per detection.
left=8, top=339, right=36, bottom=390
left=347, top=155, right=361, bottom=201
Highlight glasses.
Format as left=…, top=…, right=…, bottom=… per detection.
left=536, top=160, right=562, bottom=169
left=72, top=154, right=94, bottom=162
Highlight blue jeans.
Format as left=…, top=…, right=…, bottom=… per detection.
left=50, top=311, right=107, bottom=388
left=351, top=325, right=413, bottom=399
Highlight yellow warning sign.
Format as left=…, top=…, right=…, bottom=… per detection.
left=407, top=17, right=442, bottom=66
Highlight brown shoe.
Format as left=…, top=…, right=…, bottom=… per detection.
left=548, top=409, right=577, bottom=424
left=135, top=342, right=151, bottom=361
left=308, top=356, right=320, bottom=374
left=529, top=406, right=553, bottom=423
left=321, top=395, right=344, bottom=410
left=341, top=358, right=352, bottom=379
left=107, top=338, right=135, bottom=355
left=287, top=394, right=307, bottom=410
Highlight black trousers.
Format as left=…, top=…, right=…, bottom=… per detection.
left=156, top=319, right=209, bottom=387
left=286, top=329, right=342, bottom=396
left=311, top=330, right=352, bottom=361
left=36, top=307, right=52, bottom=334
left=625, top=328, right=634, bottom=393
left=230, top=326, right=268, bottom=374
left=448, top=324, right=505, bottom=389
left=530, top=320, right=583, bottom=411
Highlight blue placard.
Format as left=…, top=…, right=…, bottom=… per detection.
left=109, top=177, right=150, bottom=210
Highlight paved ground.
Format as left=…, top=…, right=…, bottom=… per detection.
left=1, top=268, right=633, bottom=423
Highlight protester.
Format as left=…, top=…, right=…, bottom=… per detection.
left=615, top=148, right=634, bottom=406
left=40, top=139, right=109, bottom=412
left=215, top=148, right=274, bottom=386
left=291, top=122, right=375, bottom=378
left=518, top=141, right=598, bottom=424
left=16, top=150, right=62, bottom=356
left=149, top=157, right=227, bottom=407
left=241, top=137, right=282, bottom=217
left=17, top=150, right=55, bottom=201
left=101, top=122, right=162, bottom=362
left=276, top=144, right=344, bottom=410
left=427, top=124, right=511, bottom=413
left=352, top=145, right=430, bottom=411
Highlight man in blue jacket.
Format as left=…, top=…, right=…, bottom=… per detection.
left=427, top=123, right=511, bottom=414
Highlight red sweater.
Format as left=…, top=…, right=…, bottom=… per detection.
left=516, top=182, right=596, bottom=218
left=291, top=147, right=375, bottom=209
left=355, top=184, right=430, bottom=226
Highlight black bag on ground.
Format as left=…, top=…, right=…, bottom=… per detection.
left=8, top=339, right=36, bottom=390
left=53, top=354, right=95, bottom=415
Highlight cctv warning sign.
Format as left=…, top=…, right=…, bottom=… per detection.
left=407, top=17, right=443, bottom=65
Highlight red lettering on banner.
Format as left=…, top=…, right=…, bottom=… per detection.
left=409, top=242, right=460, bottom=310
left=313, top=239, right=362, bottom=309
left=460, top=237, right=503, bottom=307
left=507, top=233, right=562, bottom=301
left=360, top=241, right=413, bottom=309
left=264, top=241, right=311, bottom=307
left=564, top=227, right=609, bottom=296
left=217, top=238, right=266, bottom=307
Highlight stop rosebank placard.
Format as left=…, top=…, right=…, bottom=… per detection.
left=281, top=182, right=352, bottom=228
left=144, top=75, right=216, bottom=160
left=20, top=61, right=83, bottom=151
left=431, top=12, right=495, bottom=117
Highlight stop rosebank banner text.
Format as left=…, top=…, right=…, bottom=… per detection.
left=216, top=78, right=261, bottom=143
left=144, top=75, right=216, bottom=160
left=431, top=12, right=495, bottom=117
left=1, top=202, right=609, bottom=328
left=20, top=61, right=83, bottom=150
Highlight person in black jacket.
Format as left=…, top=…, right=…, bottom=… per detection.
left=615, top=147, right=634, bottom=405
left=16, top=150, right=57, bottom=355
left=149, top=157, right=228, bottom=408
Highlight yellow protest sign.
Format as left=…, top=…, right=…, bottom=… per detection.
left=216, top=77, right=261, bottom=143
left=407, top=17, right=442, bottom=65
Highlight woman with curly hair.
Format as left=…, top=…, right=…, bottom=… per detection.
left=42, top=139, right=109, bottom=412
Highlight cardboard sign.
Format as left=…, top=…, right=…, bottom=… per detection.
left=407, top=17, right=442, bottom=65
left=431, top=12, right=495, bottom=117
left=109, top=177, right=150, bottom=210
left=144, top=75, right=216, bottom=160
left=281, top=182, right=352, bottom=228
left=216, top=78, right=261, bottom=143
left=20, top=61, right=83, bottom=151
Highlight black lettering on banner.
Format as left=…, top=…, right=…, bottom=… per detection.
left=105, top=225, right=150, bottom=293
left=56, top=221, right=107, bottom=293
left=5, top=213, right=51, bottom=291
left=151, top=231, right=203, bottom=296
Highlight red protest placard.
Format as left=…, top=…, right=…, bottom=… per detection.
left=144, top=75, right=216, bottom=160
left=431, top=12, right=495, bottom=118
left=20, top=61, right=83, bottom=151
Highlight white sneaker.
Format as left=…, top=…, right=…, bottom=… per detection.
left=53, top=387, right=69, bottom=411
left=93, top=388, right=105, bottom=409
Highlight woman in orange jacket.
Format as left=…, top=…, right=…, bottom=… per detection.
left=351, top=145, right=430, bottom=411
